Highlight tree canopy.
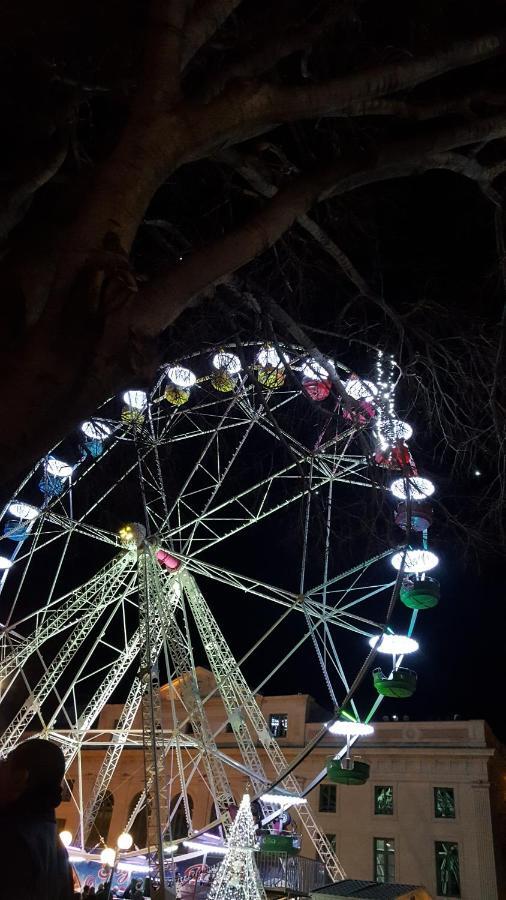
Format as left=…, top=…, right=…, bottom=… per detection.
left=0, top=0, right=505, bottom=535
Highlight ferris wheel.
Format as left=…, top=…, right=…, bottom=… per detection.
left=0, top=342, right=440, bottom=884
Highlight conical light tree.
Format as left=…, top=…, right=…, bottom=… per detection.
left=208, top=794, right=267, bottom=900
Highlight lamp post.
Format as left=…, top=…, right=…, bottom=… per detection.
left=101, top=833, right=133, bottom=899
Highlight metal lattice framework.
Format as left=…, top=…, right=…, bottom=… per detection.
left=0, top=343, right=431, bottom=885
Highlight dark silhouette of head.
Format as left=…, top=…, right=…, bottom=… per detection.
left=0, top=738, right=65, bottom=809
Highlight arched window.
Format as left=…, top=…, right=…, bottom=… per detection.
left=86, top=790, right=114, bottom=849
left=167, top=793, right=193, bottom=840
left=128, top=792, right=147, bottom=850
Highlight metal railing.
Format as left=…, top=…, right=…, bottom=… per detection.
left=166, top=853, right=328, bottom=898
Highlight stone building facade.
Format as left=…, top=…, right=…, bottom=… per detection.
left=58, top=668, right=506, bottom=899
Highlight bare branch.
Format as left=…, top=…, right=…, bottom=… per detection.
left=183, top=0, right=243, bottom=67
left=200, top=8, right=348, bottom=100
left=487, top=159, right=506, bottom=180
left=338, top=90, right=506, bottom=121
left=197, top=31, right=506, bottom=138
left=137, top=0, right=190, bottom=107
left=0, top=134, right=69, bottom=241
left=134, top=112, right=506, bottom=337
left=217, top=147, right=373, bottom=295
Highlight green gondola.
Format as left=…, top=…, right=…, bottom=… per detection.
left=373, top=666, right=417, bottom=698
left=261, top=834, right=300, bottom=855
left=326, top=758, right=370, bottom=785
left=400, top=576, right=440, bottom=609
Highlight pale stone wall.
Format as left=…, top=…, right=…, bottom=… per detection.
left=58, top=680, right=504, bottom=900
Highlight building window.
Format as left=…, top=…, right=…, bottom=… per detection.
left=373, top=838, right=395, bottom=883
left=86, top=790, right=114, bottom=849
left=269, top=714, right=288, bottom=738
left=374, top=785, right=393, bottom=815
left=61, top=778, right=74, bottom=803
left=325, top=833, right=337, bottom=852
left=434, top=787, right=456, bottom=819
left=167, top=793, right=194, bottom=840
left=319, top=784, right=336, bottom=813
left=435, top=841, right=461, bottom=897
left=128, top=792, right=147, bottom=850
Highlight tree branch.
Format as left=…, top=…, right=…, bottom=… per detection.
left=0, top=134, right=69, bottom=241
left=200, top=7, right=348, bottom=100
left=338, top=91, right=506, bottom=120
left=183, top=0, right=243, bottom=67
left=217, top=147, right=373, bottom=296
left=134, top=112, right=506, bottom=337
left=196, top=31, right=506, bottom=139
left=136, top=0, right=190, bottom=108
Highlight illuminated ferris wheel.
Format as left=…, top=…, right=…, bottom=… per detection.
left=0, top=342, right=440, bottom=884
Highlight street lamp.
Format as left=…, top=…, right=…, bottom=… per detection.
left=101, top=833, right=134, bottom=898
left=100, top=847, right=116, bottom=868
left=117, top=832, right=134, bottom=851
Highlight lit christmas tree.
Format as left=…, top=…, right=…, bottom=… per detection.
left=208, top=794, right=267, bottom=900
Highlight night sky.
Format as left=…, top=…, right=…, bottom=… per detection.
left=0, top=0, right=505, bottom=744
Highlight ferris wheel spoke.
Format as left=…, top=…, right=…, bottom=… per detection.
left=0, top=554, right=135, bottom=686
left=143, top=550, right=235, bottom=832
left=0, top=556, right=138, bottom=753
left=182, top=570, right=346, bottom=880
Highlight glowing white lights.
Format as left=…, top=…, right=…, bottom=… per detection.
left=302, top=359, right=330, bottom=380
left=256, top=346, right=287, bottom=368
left=380, top=419, right=413, bottom=443
left=100, top=847, right=116, bottom=867
left=391, top=549, right=439, bottom=573
left=167, top=365, right=197, bottom=388
left=8, top=502, right=39, bottom=521
left=0, top=557, right=13, bottom=570
left=46, top=457, right=73, bottom=478
left=122, top=390, right=147, bottom=410
left=183, top=840, right=227, bottom=855
left=344, top=377, right=377, bottom=401
left=369, top=634, right=419, bottom=655
left=327, top=720, right=374, bottom=737
left=260, top=792, right=307, bottom=807
left=212, top=351, right=242, bottom=374
left=59, top=830, right=72, bottom=848
left=163, top=843, right=178, bottom=855
left=390, top=477, right=435, bottom=501
left=116, top=831, right=133, bottom=850
left=81, top=420, right=112, bottom=441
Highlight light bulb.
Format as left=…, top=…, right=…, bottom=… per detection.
left=59, top=830, right=72, bottom=848
left=212, top=352, right=242, bottom=374
left=379, top=419, right=413, bottom=443
left=391, top=549, right=439, bottom=573
left=100, top=847, right=116, bottom=867
left=81, top=421, right=112, bottom=441
left=256, top=346, right=289, bottom=368
left=117, top=831, right=133, bottom=850
left=0, top=557, right=13, bottom=570
left=369, top=634, right=419, bottom=654
left=122, top=390, right=147, bottom=410
left=167, top=366, right=197, bottom=388
left=344, top=377, right=377, bottom=401
left=327, top=720, right=374, bottom=736
left=7, top=502, right=39, bottom=521
left=46, top=457, right=73, bottom=478
left=301, top=359, right=330, bottom=380
left=390, top=476, right=435, bottom=501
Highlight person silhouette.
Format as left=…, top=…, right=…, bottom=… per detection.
left=0, top=738, right=74, bottom=900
